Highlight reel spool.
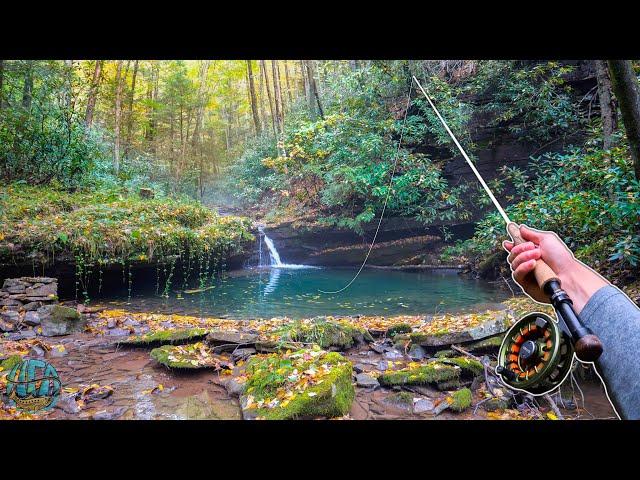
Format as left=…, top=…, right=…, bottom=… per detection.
left=496, top=312, right=574, bottom=395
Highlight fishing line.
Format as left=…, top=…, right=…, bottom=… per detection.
left=319, top=81, right=414, bottom=294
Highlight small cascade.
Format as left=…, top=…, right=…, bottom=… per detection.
left=256, top=226, right=317, bottom=269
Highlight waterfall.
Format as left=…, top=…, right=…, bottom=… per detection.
left=256, top=226, right=317, bottom=269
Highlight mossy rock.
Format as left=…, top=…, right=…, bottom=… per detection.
left=436, top=379, right=463, bottom=391
left=437, top=356, right=484, bottom=378
left=378, top=361, right=460, bottom=387
left=0, top=355, right=22, bottom=372
left=277, top=317, right=373, bottom=350
left=150, top=342, right=231, bottom=370
left=387, top=323, right=412, bottom=337
left=434, top=349, right=457, bottom=358
left=448, top=387, right=472, bottom=412
left=384, top=391, right=414, bottom=409
left=120, top=328, right=209, bottom=347
left=240, top=349, right=354, bottom=420
left=461, top=335, right=504, bottom=354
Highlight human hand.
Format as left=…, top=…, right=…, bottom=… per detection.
left=503, top=224, right=609, bottom=312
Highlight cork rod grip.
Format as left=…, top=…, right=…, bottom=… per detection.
left=507, top=222, right=559, bottom=289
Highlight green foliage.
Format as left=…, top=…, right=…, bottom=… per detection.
left=0, top=183, right=254, bottom=281
left=456, top=145, right=640, bottom=275
left=449, top=387, right=472, bottom=412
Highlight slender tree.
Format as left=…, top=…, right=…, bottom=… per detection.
left=22, top=61, right=33, bottom=111
left=114, top=60, right=124, bottom=174
left=284, top=60, right=293, bottom=105
left=246, top=60, right=261, bottom=135
left=304, top=60, right=324, bottom=120
left=85, top=60, right=103, bottom=129
left=0, top=60, right=4, bottom=110
left=594, top=60, right=617, bottom=150
left=608, top=60, right=640, bottom=180
left=124, top=60, right=139, bottom=157
left=261, top=60, right=276, bottom=135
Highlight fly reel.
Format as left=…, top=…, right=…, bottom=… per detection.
left=496, top=312, right=574, bottom=395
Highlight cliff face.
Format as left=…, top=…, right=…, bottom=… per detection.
left=263, top=61, right=598, bottom=267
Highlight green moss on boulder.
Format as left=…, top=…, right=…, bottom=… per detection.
left=438, top=357, right=484, bottom=378
left=276, top=317, right=373, bottom=350
left=449, top=387, right=472, bottom=412
left=150, top=342, right=230, bottom=369
left=387, top=323, right=412, bottom=337
left=378, top=361, right=460, bottom=387
left=241, top=348, right=355, bottom=420
left=120, top=328, right=209, bottom=347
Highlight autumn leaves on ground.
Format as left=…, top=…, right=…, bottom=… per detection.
left=0, top=294, right=618, bottom=420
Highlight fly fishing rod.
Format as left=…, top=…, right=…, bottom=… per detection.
left=412, top=76, right=603, bottom=394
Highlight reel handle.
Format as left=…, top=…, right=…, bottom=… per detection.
left=507, top=222, right=559, bottom=290
left=507, top=222, right=604, bottom=362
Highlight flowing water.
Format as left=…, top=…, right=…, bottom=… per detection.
left=96, top=229, right=508, bottom=319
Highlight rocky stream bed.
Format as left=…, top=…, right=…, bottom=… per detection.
left=0, top=277, right=618, bottom=420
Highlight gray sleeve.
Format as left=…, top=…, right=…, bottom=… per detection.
left=579, top=285, right=640, bottom=420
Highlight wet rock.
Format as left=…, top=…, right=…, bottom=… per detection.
left=370, top=343, right=385, bottom=354
left=225, top=378, right=246, bottom=396
left=383, top=349, right=404, bottom=361
left=482, top=397, right=510, bottom=412
left=6, top=285, right=27, bottom=294
left=231, top=347, right=257, bottom=362
left=0, top=318, right=16, bottom=332
left=1, top=310, right=21, bottom=325
left=355, top=373, right=380, bottom=388
left=91, top=407, right=127, bottom=420
left=408, top=345, right=427, bottom=361
left=21, top=277, right=56, bottom=284
left=413, top=397, right=435, bottom=413
left=123, top=318, right=140, bottom=327
left=120, top=327, right=208, bottom=347
left=48, top=345, right=68, bottom=358
left=383, top=391, right=414, bottom=410
left=23, top=301, right=42, bottom=311
left=25, top=282, right=57, bottom=298
left=24, top=311, right=41, bottom=326
left=29, top=345, right=46, bottom=357
left=108, top=328, right=130, bottom=336
left=39, top=305, right=86, bottom=337
left=8, top=330, right=36, bottom=340
left=207, top=330, right=259, bottom=348
left=376, top=360, right=388, bottom=371
left=1, top=298, right=23, bottom=307
left=107, top=318, right=117, bottom=329
left=352, top=363, right=366, bottom=374
left=410, top=311, right=511, bottom=347
left=57, top=395, right=81, bottom=414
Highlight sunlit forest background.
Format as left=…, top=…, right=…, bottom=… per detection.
left=0, top=60, right=638, bottom=291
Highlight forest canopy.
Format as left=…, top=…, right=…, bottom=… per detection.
left=0, top=59, right=638, bottom=287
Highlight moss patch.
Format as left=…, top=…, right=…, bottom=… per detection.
left=387, top=323, right=412, bottom=337
left=240, top=348, right=354, bottom=420
left=448, top=387, right=472, bottom=412
left=438, top=357, right=484, bottom=378
left=274, top=317, right=373, bottom=350
left=150, top=342, right=231, bottom=369
left=462, top=335, right=504, bottom=353
left=378, top=361, right=460, bottom=387
left=121, top=328, right=209, bottom=347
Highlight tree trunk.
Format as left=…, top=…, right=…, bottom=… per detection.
left=271, top=60, right=283, bottom=134
left=304, top=60, right=324, bottom=120
left=594, top=60, right=617, bottom=150
left=349, top=60, right=359, bottom=71
left=608, top=60, right=640, bottom=180
left=246, top=60, right=261, bottom=135
left=85, top=60, right=102, bottom=128
left=114, top=60, right=124, bottom=174
left=22, top=61, right=33, bottom=111
left=192, top=60, right=211, bottom=148
left=261, top=60, right=276, bottom=135
left=284, top=60, right=293, bottom=105
left=124, top=59, right=139, bottom=157
left=301, top=60, right=314, bottom=117
left=0, top=60, right=4, bottom=110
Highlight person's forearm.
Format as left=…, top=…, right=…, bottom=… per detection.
left=579, top=285, right=640, bottom=420
left=558, top=261, right=609, bottom=314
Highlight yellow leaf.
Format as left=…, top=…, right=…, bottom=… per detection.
left=546, top=412, right=558, bottom=420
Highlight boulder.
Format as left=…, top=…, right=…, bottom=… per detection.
left=23, top=311, right=41, bottom=326
left=1, top=298, right=23, bottom=307
left=119, top=328, right=209, bottom=347
left=206, top=330, right=259, bottom=350
left=0, top=318, right=16, bottom=332
left=410, top=311, right=511, bottom=347
left=231, top=347, right=257, bottom=362
left=275, top=317, right=373, bottom=350
left=408, top=344, right=427, bottom=361
left=240, top=349, right=354, bottom=420
left=413, top=397, right=435, bottom=414
left=355, top=373, right=380, bottom=388
left=23, top=301, right=42, bottom=311
left=39, top=305, right=86, bottom=336
left=150, top=342, right=232, bottom=370
left=1, top=310, right=20, bottom=325
left=25, top=282, right=57, bottom=298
